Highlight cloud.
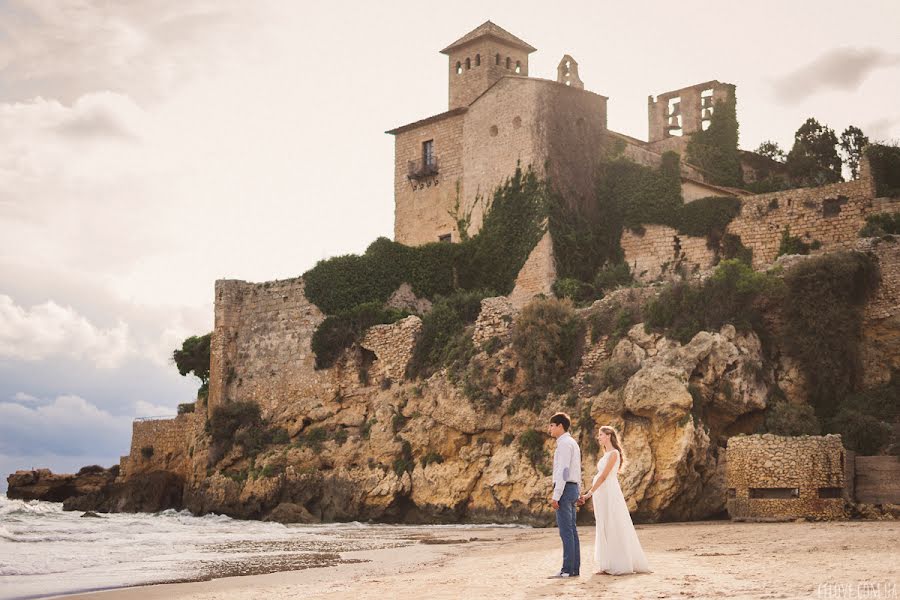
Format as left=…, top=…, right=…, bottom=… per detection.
left=134, top=400, right=176, bottom=418
left=773, top=47, right=900, bottom=103
left=0, top=295, right=133, bottom=368
left=11, top=392, right=40, bottom=404
left=0, top=394, right=132, bottom=457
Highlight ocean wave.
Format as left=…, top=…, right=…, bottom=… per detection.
left=0, top=497, right=62, bottom=518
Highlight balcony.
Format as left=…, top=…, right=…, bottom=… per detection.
left=407, top=157, right=439, bottom=180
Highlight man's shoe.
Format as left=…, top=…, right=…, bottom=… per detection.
left=547, top=571, right=571, bottom=579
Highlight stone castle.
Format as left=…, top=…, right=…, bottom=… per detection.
left=390, top=21, right=753, bottom=248
left=12, top=22, right=900, bottom=524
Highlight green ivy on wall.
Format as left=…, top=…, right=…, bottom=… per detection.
left=866, top=143, right=900, bottom=198
left=686, top=89, right=744, bottom=188
left=304, top=166, right=548, bottom=369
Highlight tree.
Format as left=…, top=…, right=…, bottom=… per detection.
left=839, top=126, right=869, bottom=180
left=786, top=118, right=843, bottom=186
left=754, top=140, right=786, bottom=163
left=173, top=333, right=211, bottom=386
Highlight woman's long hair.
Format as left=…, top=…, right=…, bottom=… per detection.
left=599, top=425, right=626, bottom=473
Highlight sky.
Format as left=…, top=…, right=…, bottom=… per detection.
left=1, top=0, right=898, bottom=491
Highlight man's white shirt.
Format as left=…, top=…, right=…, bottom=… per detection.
left=551, top=431, right=581, bottom=501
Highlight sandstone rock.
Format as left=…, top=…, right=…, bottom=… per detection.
left=264, top=502, right=318, bottom=524
left=622, top=365, right=692, bottom=423
left=7, top=467, right=117, bottom=503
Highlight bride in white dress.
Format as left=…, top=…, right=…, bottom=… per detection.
left=579, top=425, right=651, bottom=575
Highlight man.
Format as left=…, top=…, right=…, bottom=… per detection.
left=547, top=411, right=581, bottom=578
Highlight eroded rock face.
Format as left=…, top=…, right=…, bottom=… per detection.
left=7, top=467, right=117, bottom=503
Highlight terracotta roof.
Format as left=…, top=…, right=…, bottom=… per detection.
left=681, top=176, right=753, bottom=197
left=440, top=21, right=537, bottom=55
left=385, top=107, right=467, bottom=136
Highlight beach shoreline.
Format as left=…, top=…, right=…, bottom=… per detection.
left=50, top=520, right=899, bottom=600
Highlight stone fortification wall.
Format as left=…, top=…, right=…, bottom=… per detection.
left=727, top=170, right=878, bottom=268
left=726, top=434, right=846, bottom=520
left=621, top=163, right=899, bottom=282
left=620, top=224, right=716, bottom=282
left=472, top=296, right=514, bottom=346
left=208, top=278, right=332, bottom=418
left=508, top=230, right=556, bottom=309
left=121, top=412, right=202, bottom=479
left=360, top=316, right=423, bottom=382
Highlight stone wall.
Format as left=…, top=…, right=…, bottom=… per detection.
left=726, top=434, right=847, bottom=521
left=621, top=224, right=716, bottom=283
left=360, top=316, right=423, bottom=382
left=121, top=412, right=202, bottom=479
left=726, top=171, right=879, bottom=268
left=472, top=296, right=514, bottom=346
left=445, top=38, right=529, bottom=110
left=392, top=111, right=465, bottom=246
left=508, top=230, right=556, bottom=309
left=208, top=278, right=333, bottom=418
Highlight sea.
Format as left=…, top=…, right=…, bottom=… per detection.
left=0, top=495, right=518, bottom=600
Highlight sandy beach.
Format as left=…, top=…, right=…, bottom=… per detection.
left=56, top=520, right=899, bottom=600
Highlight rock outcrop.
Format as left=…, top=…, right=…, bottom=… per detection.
left=7, top=466, right=117, bottom=503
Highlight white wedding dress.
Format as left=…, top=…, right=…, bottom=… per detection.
left=591, top=449, right=652, bottom=575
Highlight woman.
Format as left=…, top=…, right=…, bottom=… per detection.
left=579, top=425, right=651, bottom=575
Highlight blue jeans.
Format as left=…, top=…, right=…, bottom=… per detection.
left=556, top=482, right=580, bottom=575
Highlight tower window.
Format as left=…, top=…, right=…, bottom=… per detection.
left=506, top=57, right=511, bottom=69
left=465, top=57, right=471, bottom=69
left=515, top=61, right=521, bottom=74
left=495, top=53, right=500, bottom=65
left=438, top=233, right=452, bottom=243
left=422, top=140, right=434, bottom=167
left=475, top=54, right=481, bottom=66
left=456, top=61, right=462, bottom=75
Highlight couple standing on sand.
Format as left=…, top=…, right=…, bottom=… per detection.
left=547, top=412, right=652, bottom=578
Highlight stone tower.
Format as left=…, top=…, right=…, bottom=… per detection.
left=441, top=21, right=537, bottom=110
left=557, top=55, right=583, bottom=89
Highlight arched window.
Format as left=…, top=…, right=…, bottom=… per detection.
left=495, top=53, right=500, bottom=65
left=515, top=61, right=521, bottom=74
left=456, top=61, right=462, bottom=75
left=465, top=57, right=471, bottom=69
left=475, top=54, right=481, bottom=66
left=506, top=57, right=511, bottom=69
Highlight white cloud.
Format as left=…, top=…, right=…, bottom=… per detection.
left=0, top=394, right=132, bottom=457
left=11, top=392, right=40, bottom=403
left=0, top=295, right=133, bottom=368
left=773, top=47, right=900, bottom=104
left=134, top=400, right=175, bottom=418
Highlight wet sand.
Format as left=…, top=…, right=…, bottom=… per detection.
left=57, top=520, right=899, bottom=600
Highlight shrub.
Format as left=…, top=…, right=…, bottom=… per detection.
left=311, top=302, right=409, bottom=370
left=481, top=336, right=503, bottom=356
left=593, top=262, right=633, bottom=295
left=828, top=409, right=892, bottom=455
left=677, top=196, right=742, bottom=246
left=420, top=452, right=444, bottom=468
left=599, top=360, right=640, bottom=391
left=781, top=251, right=879, bottom=418
left=776, top=226, right=817, bottom=257
left=512, top=297, right=584, bottom=390
left=553, top=277, right=594, bottom=304
left=507, top=391, right=544, bottom=415
left=261, top=462, right=284, bottom=478
left=393, top=440, right=415, bottom=476
left=360, top=419, right=376, bottom=440
left=764, top=401, right=821, bottom=436
left=177, top=402, right=196, bottom=415
left=859, top=212, right=900, bottom=237
left=77, top=465, right=107, bottom=476
left=408, top=290, right=488, bottom=379
left=207, top=401, right=287, bottom=463
left=721, top=233, right=753, bottom=265
left=645, top=259, right=775, bottom=344
left=502, top=433, right=515, bottom=446
left=518, top=429, right=546, bottom=468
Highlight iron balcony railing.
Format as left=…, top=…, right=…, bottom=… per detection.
left=407, top=156, right=439, bottom=180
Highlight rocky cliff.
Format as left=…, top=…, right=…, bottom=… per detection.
left=9, top=240, right=898, bottom=525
